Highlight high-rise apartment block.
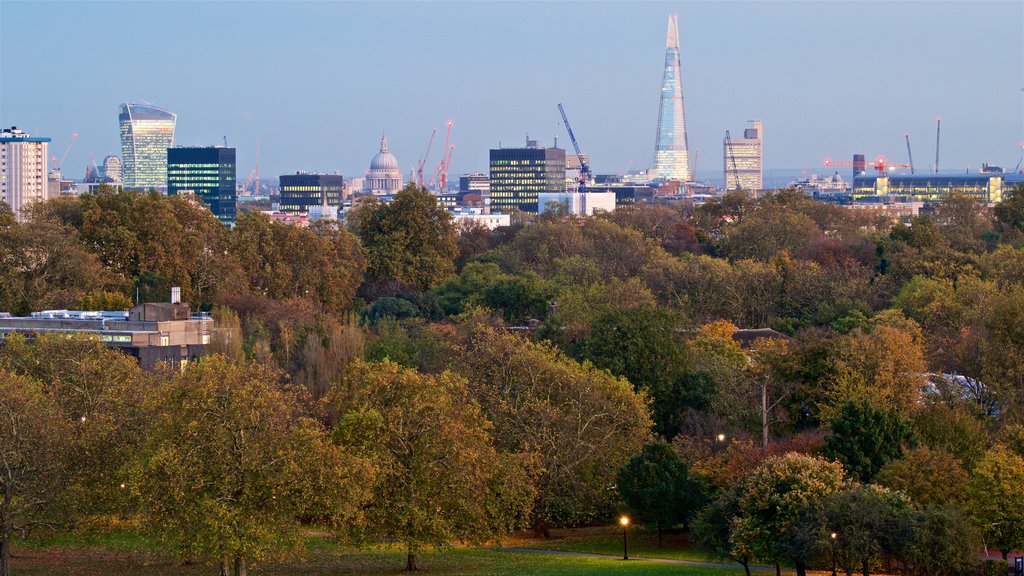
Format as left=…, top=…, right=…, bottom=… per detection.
left=724, top=121, right=763, bottom=191
left=489, top=140, right=566, bottom=213
left=653, top=14, right=692, bottom=182
left=279, top=173, right=344, bottom=214
left=167, top=146, right=236, bottom=224
left=119, top=102, right=176, bottom=191
left=0, top=127, right=50, bottom=222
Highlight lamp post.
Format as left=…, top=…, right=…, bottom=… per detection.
left=830, top=532, right=838, bottom=576
left=620, top=516, right=630, bottom=560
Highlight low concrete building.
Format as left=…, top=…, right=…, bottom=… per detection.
left=0, top=302, right=213, bottom=370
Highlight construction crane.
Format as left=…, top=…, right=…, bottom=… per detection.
left=557, top=103, right=591, bottom=192
left=1014, top=142, right=1024, bottom=173
left=824, top=156, right=912, bottom=176
left=416, top=129, right=436, bottom=188
left=725, top=130, right=742, bottom=190
left=429, top=121, right=454, bottom=192
left=904, top=133, right=915, bottom=174
left=49, top=132, right=78, bottom=174
left=935, top=118, right=941, bottom=174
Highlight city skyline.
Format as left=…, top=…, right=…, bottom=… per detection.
left=1, top=1, right=1022, bottom=183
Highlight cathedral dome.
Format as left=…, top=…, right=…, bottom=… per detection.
left=370, top=135, right=399, bottom=171
left=364, top=133, right=403, bottom=195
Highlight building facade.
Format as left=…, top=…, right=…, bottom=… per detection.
left=101, top=154, right=122, bottom=183
left=119, top=102, right=176, bottom=191
left=167, top=147, right=237, bottom=224
left=0, top=127, right=50, bottom=222
left=363, top=134, right=403, bottom=195
left=852, top=174, right=1006, bottom=203
left=724, top=121, right=763, bottom=191
left=279, top=173, right=344, bottom=214
left=489, top=141, right=566, bottom=213
left=537, top=191, right=617, bottom=216
left=653, top=14, right=692, bottom=182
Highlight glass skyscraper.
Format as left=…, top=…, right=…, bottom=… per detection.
left=653, top=14, right=691, bottom=182
left=167, top=147, right=236, bottom=224
left=119, top=102, right=176, bottom=190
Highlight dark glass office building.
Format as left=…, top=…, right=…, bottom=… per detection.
left=278, top=173, right=344, bottom=214
left=167, top=147, right=236, bottom=224
left=489, top=143, right=565, bottom=213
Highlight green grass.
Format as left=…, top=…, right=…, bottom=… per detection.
left=504, top=525, right=718, bottom=562
left=10, top=529, right=749, bottom=576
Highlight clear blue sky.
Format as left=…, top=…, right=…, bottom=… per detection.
left=2, top=1, right=1022, bottom=182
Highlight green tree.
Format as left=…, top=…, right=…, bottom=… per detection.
left=819, top=485, right=908, bottom=576
left=994, top=183, right=1024, bottom=232
left=616, top=441, right=703, bottom=546
left=732, top=453, right=847, bottom=575
left=457, top=325, right=653, bottom=532
left=328, top=360, right=535, bottom=571
left=823, top=400, right=915, bottom=483
left=138, top=356, right=372, bottom=576
left=350, top=184, right=459, bottom=294
left=0, top=371, right=73, bottom=576
left=968, top=445, right=1024, bottom=560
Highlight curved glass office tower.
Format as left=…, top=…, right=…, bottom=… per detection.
left=653, top=14, right=691, bottom=182
left=119, top=102, right=176, bottom=190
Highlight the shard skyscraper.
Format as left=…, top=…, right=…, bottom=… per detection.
left=653, top=14, right=691, bottom=182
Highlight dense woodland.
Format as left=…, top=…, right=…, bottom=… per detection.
left=1, top=183, right=1024, bottom=576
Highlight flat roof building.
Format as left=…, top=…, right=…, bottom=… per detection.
left=489, top=140, right=566, bottom=213
left=724, top=121, right=762, bottom=192
left=0, top=127, right=51, bottom=221
left=279, top=173, right=344, bottom=214
left=853, top=173, right=1008, bottom=203
left=167, top=146, right=236, bottom=224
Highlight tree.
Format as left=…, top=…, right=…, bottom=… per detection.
left=732, top=453, right=847, bottom=575
left=994, top=183, right=1024, bottom=233
left=138, top=356, right=372, bottom=576
left=328, top=360, right=535, bottom=571
left=0, top=371, right=73, bottom=576
left=350, top=184, right=459, bottom=294
left=457, top=325, right=653, bottom=532
left=875, top=447, right=969, bottom=507
left=819, top=485, right=907, bottom=576
left=823, top=400, right=915, bottom=483
left=968, top=445, right=1024, bottom=560
left=208, top=306, right=244, bottom=361
left=616, top=441, right=703, bottom=546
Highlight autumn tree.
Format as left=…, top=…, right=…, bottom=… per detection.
left=968, top=445, right=1024, bottom=560
left=819, top=485, right=908, bottom=576
left=616, top=441, right=703, bottom=546
left=349, top=184, right=459, bottom=294
left=0, top=371, right=73, bottom=576
left=138, top=356, right=372, bottom=576
left=732, top=453, right=847, bottom=575
left=457, top=325, right=653, bottom=532
left=875, top=447, right=969, bottom=507
left=328, top=360, right=535, bottom=571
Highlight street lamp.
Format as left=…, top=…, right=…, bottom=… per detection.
left=716, top=433, right=726, bottom=443
left=830, top=532, right=838, bottom=576
left=620, top=516, right=630, bottom=560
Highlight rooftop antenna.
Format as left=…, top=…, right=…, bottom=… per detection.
left=223, top=135, right=228, bottom=147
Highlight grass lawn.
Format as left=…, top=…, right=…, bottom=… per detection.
left=9, top=530, right=750, bottom=576
left=504, top=524, right=717, bottom=562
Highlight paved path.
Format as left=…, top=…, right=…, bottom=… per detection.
left=492, top=547, right=780, bottom=572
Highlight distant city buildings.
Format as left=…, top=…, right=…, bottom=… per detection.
left=363, top=134, right=403, bottom=195
left=119, top=102, right=176, bottom=191
left=167, top=146, right=237, bottom=224
left=0, top=126, right=51, bottom=221
left=653, top=14, right=692, bottom=182
left=279, top=173, right=344, bottom=214
left=489, top=139, right=566, bottom=213
left=853, top=173, right=1009, bottom=203
left=538, top=191, right=616, bottom=216
left=101, top=154, right=122, bottom=183
left=724, top=121, right=763, bottom=191
left=459, top=173, right=489, bottom=195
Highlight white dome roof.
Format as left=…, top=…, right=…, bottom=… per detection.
left=370, top=134, right=399, bottom=171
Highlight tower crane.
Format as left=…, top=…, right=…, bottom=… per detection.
left=904, top=133, right=915, bottom=174
left=934, top=118, right=941, bottom=174
left=49, top=132, right=78, bottom=174
left=416, top=129, right=436, bottom=188
left=429, top=121, right=454, bottom=192
left=1014, top=142, right=1024, bottom=174
left=557, top=103, right=591, bottom=192
left=725, top=130, right=741, bottom=190
left=824, top=156, right=911, bottom=176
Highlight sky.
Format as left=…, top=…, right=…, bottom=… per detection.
left=1, top=1, right=1022, bottom=183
